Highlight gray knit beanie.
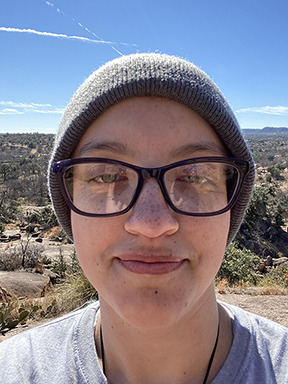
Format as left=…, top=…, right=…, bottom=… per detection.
left=48, top=53, right=255, bottom=245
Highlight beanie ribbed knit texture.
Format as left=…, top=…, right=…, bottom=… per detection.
left=48, top=53, right=255, bottom=245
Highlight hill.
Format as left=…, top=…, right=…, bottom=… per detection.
left=242, top=127, right=288, bottom=135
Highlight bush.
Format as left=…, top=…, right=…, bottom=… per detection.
left=0, top=302, right=40, bottom=334
left=26, top=206, right=58, bottom=229
left=0, top=240, right=44, bottom=271
left=259, top=265, right=288, bottom=289
left=217, top=243, right=261, bottom=285
left=51, top=248, right=97, bottom=314
left=244, top=182, right=288, bottom=230
left=52, top=248, right=67, bottom=278
left=0, top=248, right=22, bottom=271
left=0, top=222, right=5, bottom=236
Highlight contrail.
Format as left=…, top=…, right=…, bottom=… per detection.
left=44, top=1, right=128, bottom=55
left=0, top=27, right=119, bottom=46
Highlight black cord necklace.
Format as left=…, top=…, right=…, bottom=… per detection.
left=202, top=321, right=220, bottom=384
left=100, top=324, right=106, bottom=376
left=100, top=321, right=220, bottom=384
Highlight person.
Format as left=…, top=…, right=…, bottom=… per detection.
left=0, top=53, right=287, bottom=384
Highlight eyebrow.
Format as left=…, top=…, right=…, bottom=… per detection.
left=169, top=142, right=227, bottom=158
left=76, top=140, right=136, bottom=157
left=76, top=140, right=226, bottom=159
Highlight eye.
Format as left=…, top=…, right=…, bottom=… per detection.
left=176, top=168, right=207, bottom=184
left=94, top=173, right=119, bottom=183
left=185, top=175, right=204, bottom=184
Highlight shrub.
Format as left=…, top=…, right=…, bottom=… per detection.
left=0, top=222, right=5, bottom=236
left=259, top=265, right=288, bottom=289
left=0, top=302, right=40, bottom=334
left=0, top=240, right=44, bottom=271
left=0, top=248, right=22, bottom=271
left=244, top=182, right=288, bottom=230
left=52, top=248, right=67, bottom=278
left=26, top=206, right=58, bottom=229
left=50, top=248, right=97, bottom=314
left=217, top=243, right=261, bottom=285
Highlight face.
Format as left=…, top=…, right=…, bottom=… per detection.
left=71, top=97, right=230, bottom=328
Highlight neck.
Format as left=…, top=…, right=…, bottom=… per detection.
left=96, top=287, right=233, bottom=384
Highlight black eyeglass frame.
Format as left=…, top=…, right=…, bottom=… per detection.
left=52, top=156, right=250, bottom=218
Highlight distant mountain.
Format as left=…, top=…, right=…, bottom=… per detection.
left=242, top=127, right=288, bottom=134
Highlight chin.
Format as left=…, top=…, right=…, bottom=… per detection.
left=100, top=284, right=205, bottom=329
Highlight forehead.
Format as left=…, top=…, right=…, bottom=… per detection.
left=73, top=96, right=227, bottom=163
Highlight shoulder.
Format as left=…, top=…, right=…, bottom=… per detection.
left=215, top=301, right=288, bottom=383
left=0, top=301, right=101, bottom=383
left=221, top=300, right=288, bottom=341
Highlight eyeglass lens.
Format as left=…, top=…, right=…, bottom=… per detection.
left=63, top=161, right=239, bottom=215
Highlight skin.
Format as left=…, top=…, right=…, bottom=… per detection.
left=72, top=97, right=233, bottom=384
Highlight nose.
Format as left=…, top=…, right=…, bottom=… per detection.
left=124, top=179, right=179, bottom=238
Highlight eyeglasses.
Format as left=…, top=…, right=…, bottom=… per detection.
left=52, top=157, right=250, bottom=218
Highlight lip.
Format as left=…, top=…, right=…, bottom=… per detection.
left=116, top=254, right=185, bottom=275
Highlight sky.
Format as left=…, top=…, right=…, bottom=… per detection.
left=1, top=0, right=288, bottom=133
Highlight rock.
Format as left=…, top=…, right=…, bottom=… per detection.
left=8, top=233, right=21, bottom=241
left=25, top=224, right=40, bottom=234
left=279, top=231, right=288, bottom=242
left=265, top=256, right=273, bottom=267
left=31, top=232, right=41, bottom=238
left=242, top=229, right=251, bottom=239
left=258, top=219, right=270, bottom=233
left=257, top=263, right=266, bottom=273
left=0, top=271, right=50, bottom=300
left=43, top=268, right=59, bottom=284
left=34, top=259, right=44, bottom=274
left=267, top=226, right=279, bottom=237
left=273, top=257, right=288, bottom=268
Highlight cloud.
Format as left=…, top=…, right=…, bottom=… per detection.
left=0, top=101, right=52, bottom=108
left=0, top=26, right=120, bottom=46
left=33, top=108, right=65, bottom=114
left=236, top=106, right=288, bottom=116
left=0, top=101, right=64, bottom=115
left=0, top=108, right=25, bottom=115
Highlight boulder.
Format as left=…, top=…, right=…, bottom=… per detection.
left=0, top=271, right=50, bottom=300
left=43, top=268, right=59, bottom=284
left=8, top=233, right=21, bottom=241
left=273, top=257, right=288, bottom=268
left=34, top=259, right=44, bottom=274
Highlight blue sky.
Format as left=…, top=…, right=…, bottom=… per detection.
left=1, top=0, right=288, bottom=133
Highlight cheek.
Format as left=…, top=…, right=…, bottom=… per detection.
left=71, top=213, right=122, bottom=275
left=182, top=212, right=230, bottom=268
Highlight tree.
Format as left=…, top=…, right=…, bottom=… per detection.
left=244, top=181, right=288, bottom=230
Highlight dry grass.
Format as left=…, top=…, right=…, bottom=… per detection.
left=41, top=226, right=65, bottom=239
left=216, top=278, right=288, bottom=296
left=215, top=278, right=229, bottom=294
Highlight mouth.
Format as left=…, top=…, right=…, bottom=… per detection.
left=116, top=255, right=185, bottom=275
